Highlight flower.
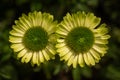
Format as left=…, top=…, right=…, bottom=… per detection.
left=9, top=11, right=57, bottom=66
left=56, top=11, right=110, bottom=68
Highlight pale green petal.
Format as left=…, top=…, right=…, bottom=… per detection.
left=64, top=13, right=74, bottom=28
left=73, top=56, right=78, bottom=68
left=94, top=24, right=108, bottom=36
left=21, top=52, right=32, bottom=63
left=56, top=42, right=66, bottom=48
left=67, top=56, right=74, bottom=66
left=60, top=22, right=71, bottom=31
left=90, top=49, right=100, bottom=61
left=78, top=11, right=86, bottom=26
left=90, top=17, right=101, bottom=29
left=9, top=36, right=22, bottom=43
left=41, top=13, right=57, bottom=33
left=42, top=50, right=50, bottom=61
left=57, top=39, right=64, bottom=43
left=100, top=35, right=111, bottom=39
left=10, top=30, right=23, bottom=37
left=28, top=12, right=36, bottom=26
left=57, top=46, right=70, bottom=57
left=56, top=27, right=68, bottom=36
left=85, top=13, right=101, bottom=29
left=78, top=54, right=84, bottom=67
left=46, top=44, right=56, bottom=55
left=24, top=52, right=32, bottom=63
left=83, top=53, right=90, bottom=66
left=93, top=45, right=107, bottom=56
left=49, top=22, right=57, bottom=34
left=12, top=25, right=25, bottom=34
left=84, top=13, right=95, bottom=27
left=21, top=54, right=27, bottom=63
left=17, top=48, right=27, bottom=58
left=87, top=52, right=95, bottom=65
left=95, top=39, right=108, bottom=44
left=11, top=44, right=24, bottom=52
left=45, top=48, right=55, bottom=59
left=19, top=14, right=32, bottom=28
left=32, top=52, right=38, bottom=64
left=39, top=51, right=44, bottom=63
left=61, top=51, right=72, bottom=61
left=34, top=11, right=42, bottom=26
left=14, top=20, right=28, bottom=31
left=71, top=13, right=79, bottom=27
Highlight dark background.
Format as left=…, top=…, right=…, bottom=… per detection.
left=0, top=0, right=120, bottom=80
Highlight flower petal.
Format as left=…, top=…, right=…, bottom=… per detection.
left=57, top=46, right=70, bottom=57
left=83, top=53, right=90, bottom=66
left=78, top=54, right=84, bottom=67
left=42, top=49, right=50, bottom=61
left=61, top=51, right=72, bottom=61
left=17, top=48, right=27, bottom=58
left=73, top=56, right=78, bottom=68
left=9, top=36, right=22, bottom=43
left=67, top=56, right=74, bottom=66
left=87, top=52, right=95, bottom=65
left=39, top=51, right=44, bottom=63
left=11, top=44, right=24, bottom=52
left=10, top=30, right=23, bottom=37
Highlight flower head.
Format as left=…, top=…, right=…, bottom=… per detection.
left=56, top=11, right=110, bottom=68
left=9, top=11, right=57, bottom=66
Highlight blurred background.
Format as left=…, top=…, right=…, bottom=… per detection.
left=0, top=0, right=120, bottom=80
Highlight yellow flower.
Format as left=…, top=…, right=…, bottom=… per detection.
left=56, top=11, right=110, bottom=68
left=9, top=11, right=57, bottom=66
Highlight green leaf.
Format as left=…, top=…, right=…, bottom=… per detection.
left=72, top=66, right=81, bottom=80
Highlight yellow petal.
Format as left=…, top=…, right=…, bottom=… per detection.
left=79, top=11, right=86, bottom=26
left=64, top=13, right=74, bottom=28
left=90, top=49, right=100, bottom=61
left=61, top=51, right=72, bottom=61
left=78, top=54, right=84, bottom=67
left=94, top=24, right=108, bottom=36
left=57, top=39, right=64, bottom=43
left=21, top=52, right=32, bottom=63
left=32, top=52, right=38, bottom=64
left=56, top=43, right=66, bottom=48
left=42, top=50, right=50, bottom=61
left=11, top=44, right=24, bottom=52
left=17, top=48, right=27, bottom=58
left=83, top=53, right=90, bottom=66
left=56, top=27, right=68, bottom=36
left=9, top=36, right=22, bottom=43
left=71, top=13, right=79, bottom=27
left=39, top=51, right=44, bottom=63
left=84, top=13, right=95, bottom=27
left=73, top=56, right=78, bottom=68
left=46, top=44, right=56, bottom=55
left=20, top=14, right=32, bottom=27
left=67, top=56, right=74, bottom=66
left=95, top=39, right=108, bottom=44
left=57, top=46, right=70, bottom=57
left=60, top=21, right=71, bottom=31
left=14, top=20, right=28, bottom=31
left=93, top=44, right=107, bottom=56
left=10, top=30, right=23, bottom=37
left=25, top=52, right=32, bottom=63
left=90, top=17, right=101, bottom=29
left=87, top=52, right=95, bottom=65
left=13, top=25, right=25, bottom=34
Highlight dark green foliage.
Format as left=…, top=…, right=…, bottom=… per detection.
left=0, top=0, right=120, bottom=80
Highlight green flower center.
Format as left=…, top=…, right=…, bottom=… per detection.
left=65, top=27, right=94, bottom=54
left=23, top=27, right=48, bottom=52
